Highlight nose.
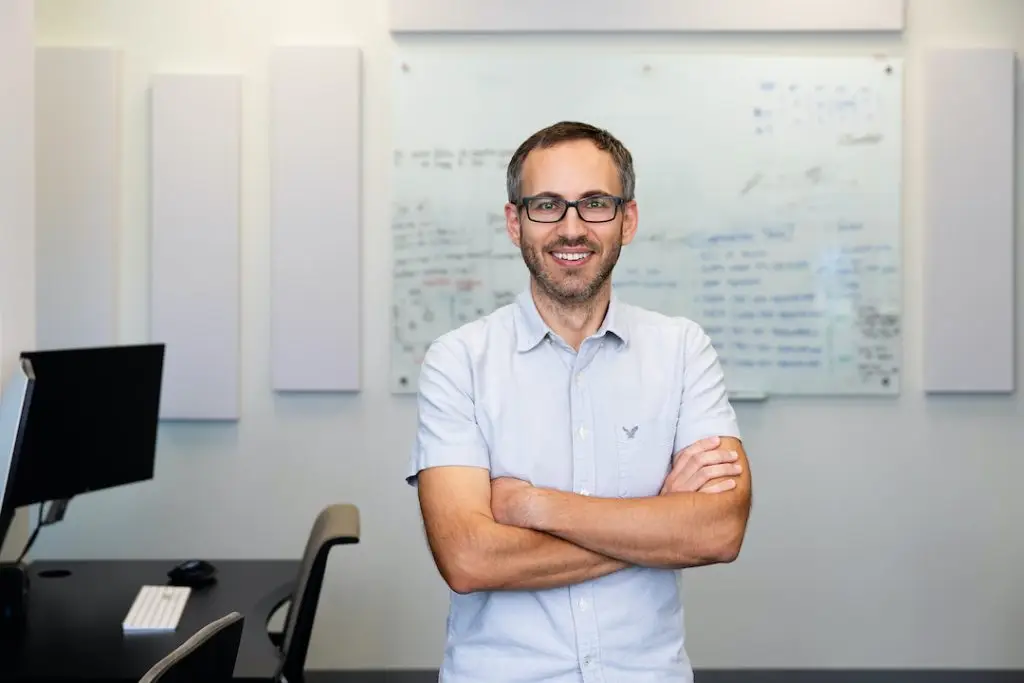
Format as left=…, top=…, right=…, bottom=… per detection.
left=556, top=206, right=588, bottom=239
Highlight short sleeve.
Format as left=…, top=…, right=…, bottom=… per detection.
left=674, top=324, right=742, bottom=452
left=406, top=337, right=491, bottom=487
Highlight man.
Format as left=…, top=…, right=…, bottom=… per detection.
left=406, top=121, right=752, bottom=683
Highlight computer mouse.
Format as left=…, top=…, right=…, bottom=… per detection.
left=167, top=559, right=218, bottom=588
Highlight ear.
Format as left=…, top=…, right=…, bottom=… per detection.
left=620, top=199, right=638, bottom=246
left=504, top=202, right=522, bottom=248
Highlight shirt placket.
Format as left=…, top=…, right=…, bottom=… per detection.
left=567, top=338, right=606, bottom=683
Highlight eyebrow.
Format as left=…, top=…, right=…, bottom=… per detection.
left=528, top=189, right=614, bottom=199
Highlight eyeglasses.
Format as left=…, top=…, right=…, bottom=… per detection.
left=520, top=194, right=624, bottom=223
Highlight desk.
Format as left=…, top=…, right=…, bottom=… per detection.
left=0, top=560, right=297, bottom=683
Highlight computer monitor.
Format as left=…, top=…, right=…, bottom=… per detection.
left=0, top=359, right=35, bottom=555
left=8, top=344, right=164, bottom=509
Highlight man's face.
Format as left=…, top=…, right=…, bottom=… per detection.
left=505, top=139, right=638, bottom=306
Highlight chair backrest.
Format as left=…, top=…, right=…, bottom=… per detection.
left=277, top=503, right=360, bottom=683
left=138, top=611, right=244, bottom=683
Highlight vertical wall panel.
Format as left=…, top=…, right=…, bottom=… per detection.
left=35, top=47, right=120, bottom=351
left=150, top=74, right=241, bottom=419
left=270, top=46, right=362, bottom=391
left=0, top=0, right=34, bottom=561
left=922, top=48, right=1016, bottom=393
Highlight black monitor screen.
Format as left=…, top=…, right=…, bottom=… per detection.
left=0, top=360, right=34, bottom=550
left=9, top=344, right=164, bottom=507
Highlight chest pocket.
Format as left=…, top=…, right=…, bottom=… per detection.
left=615, top=410, right=679, bottom=498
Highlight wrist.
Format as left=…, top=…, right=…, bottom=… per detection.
left=527, top=487, right=578, bottom=533
left=525, top=487, right=559, bottom=531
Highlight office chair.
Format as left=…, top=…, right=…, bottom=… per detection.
left=138, top=611, right=244, bottom=683
left=275, top=503, right=360, bottom=683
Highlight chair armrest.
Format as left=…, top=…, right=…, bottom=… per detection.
left=256, top=580, right=296, bottom=651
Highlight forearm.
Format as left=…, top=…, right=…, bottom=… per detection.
left=529, top=490, right=749, bottom=569
left=437, top=514, right=628, bottom=593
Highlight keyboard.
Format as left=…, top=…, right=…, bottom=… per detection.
left=122, top=585, right=191, bottom=633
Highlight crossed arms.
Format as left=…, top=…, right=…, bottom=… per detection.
left=413, top=333, right=752, bottom=595
left=417, top=464, right=628, bottom=594
left=417, top=436, right=751, bottom=594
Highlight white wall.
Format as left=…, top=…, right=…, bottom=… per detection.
left=31, top=0, right=1024, bottom=672
left=0, top=0, right=35, bottom=564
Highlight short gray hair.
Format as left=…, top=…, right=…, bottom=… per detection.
left=505, top=121, right=635, bottom=205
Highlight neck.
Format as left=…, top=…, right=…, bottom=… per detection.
left=531, top=280, right=612, bottom=350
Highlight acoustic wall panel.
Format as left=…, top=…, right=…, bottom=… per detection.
left=0, top=0, right=35, bottom=373
left=150, top=74, right=241, bottom=419
left=269, top=46, right=362, bottom=391
left=922, top=48, right=1016, bottom=393
left=388, top=0, right=905, bottom=33
left=35, top=47, right=120, bottom=351
left=0, top=0, right=34, bottom=562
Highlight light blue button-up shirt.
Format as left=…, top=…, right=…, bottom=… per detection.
left=408, top=288, right=742, bottom=683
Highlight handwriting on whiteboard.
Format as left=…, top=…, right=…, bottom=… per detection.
left=392, top=147, right=900, bottom=388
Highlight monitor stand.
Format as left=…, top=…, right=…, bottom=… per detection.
left=42, top=498, right=70, bottom=525
left=0, top=561, right=29, bottom=632
left=0, top=498, right=72, bottom=633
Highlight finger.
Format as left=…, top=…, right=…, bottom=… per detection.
left=667, top=462, right=741, bottom=493
left=665, top=459, right=741, bottom=494
left=694, top=463, right=742, bottom=488
left=687, top=449, right=738, bottom=475
left=675, top=435, right=721, bottom=462
left=669, top=447, right=732, bottom=482
left=697, top=449, right=738, bottom=465
left=699, top=478, right=737, bottom=494
left=672, top=435, right=721, bottom=465
left=697, top=453, right=740, bottom=474
left=669, top=448, right=737, bottom=485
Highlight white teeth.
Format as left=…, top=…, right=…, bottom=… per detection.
left=553, top=252, right=589, bottom=261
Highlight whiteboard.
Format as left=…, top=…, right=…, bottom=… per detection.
left=390, top=51, right=903, bottom=396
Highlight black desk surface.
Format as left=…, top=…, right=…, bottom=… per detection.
left=0, top=559, right=298, bottom=682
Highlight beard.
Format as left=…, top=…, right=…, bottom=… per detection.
left=521, top=230, right=622, bottom=307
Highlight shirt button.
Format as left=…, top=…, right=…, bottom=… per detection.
left=575, top=372, right=583, bottom=384
left=579, top=488, right=590, bottom=496
left=577, top=425, right=587, bottom=439
left=578, top=598, right=588, bottom=611
left=583, top=655, right=593, bottom=666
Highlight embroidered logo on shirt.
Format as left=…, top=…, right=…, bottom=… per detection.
left=622, top=425, right=638, bottom=439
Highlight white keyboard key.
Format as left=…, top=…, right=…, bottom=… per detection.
left=122, top=585, right=191, bottom=633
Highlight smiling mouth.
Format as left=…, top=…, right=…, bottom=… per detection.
left=550, top=251, right=594, bottom=267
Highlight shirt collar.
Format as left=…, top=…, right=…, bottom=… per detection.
left=513, top=287, right=630, bottom=352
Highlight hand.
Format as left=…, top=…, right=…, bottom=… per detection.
left=490, top=477, right=537, bottom=528
left=660, top=436, right=742, bottom=495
